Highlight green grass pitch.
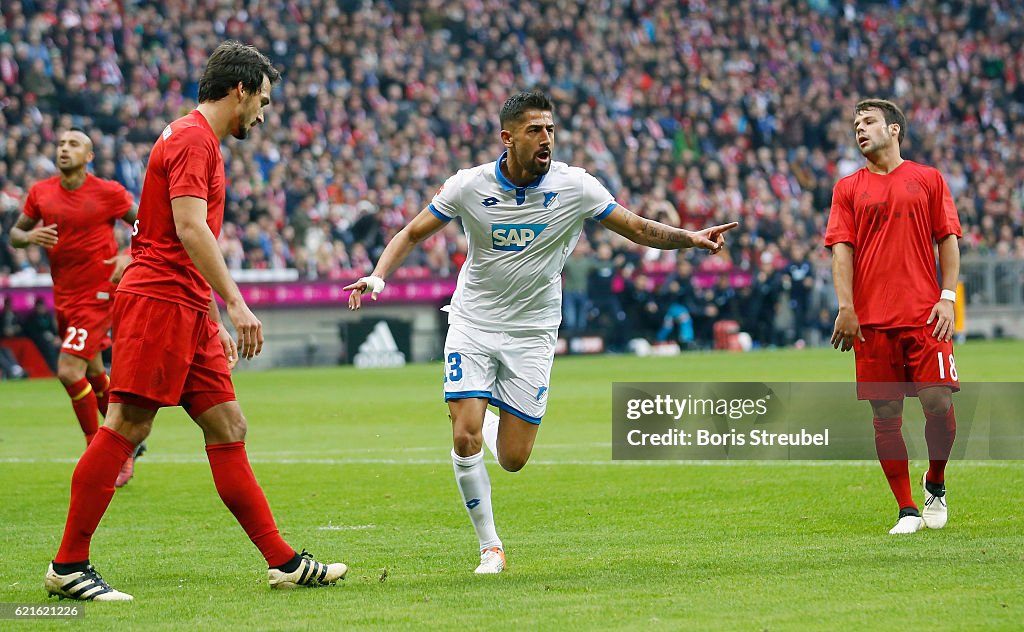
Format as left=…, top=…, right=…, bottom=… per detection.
left=1, top=341, right=1022, bottom=630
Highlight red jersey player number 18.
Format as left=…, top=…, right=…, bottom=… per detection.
left=826, top=98, right=960, bottom=537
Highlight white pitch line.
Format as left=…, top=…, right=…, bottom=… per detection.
left=226, top=442, right=611, bottom=455
left=0, top=456, right=1021, bottom=467
left=317, top=524, right=376, bottom=531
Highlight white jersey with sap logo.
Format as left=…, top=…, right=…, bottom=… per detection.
left=428, top=152, right=616, bottom=332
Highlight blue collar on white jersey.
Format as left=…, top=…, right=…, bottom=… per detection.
left=495, top=151, right=546, bottom=192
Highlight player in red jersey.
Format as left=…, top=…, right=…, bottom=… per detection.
left=826, top=99, right=961, bottom=535
left=9, top=128, right=146, bottom=485
left=44, top=41, right=346, bottom=602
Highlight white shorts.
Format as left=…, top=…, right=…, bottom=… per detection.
left=442, top=323, right=556, bottom=424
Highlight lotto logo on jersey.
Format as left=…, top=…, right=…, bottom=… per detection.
left=491, top=223, right=548, bottom=251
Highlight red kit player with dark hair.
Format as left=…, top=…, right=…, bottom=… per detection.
left=826, top=99, right=961, bottom=535
left=43, top=41, right=347, bottom=602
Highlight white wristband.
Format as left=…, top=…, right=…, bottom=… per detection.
left=940, top=289, right=956, bottom=303
left=358, top=275, right=386, bottom=298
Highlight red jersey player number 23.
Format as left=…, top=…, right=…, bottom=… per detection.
left=23, top=174, right=133, bottom=359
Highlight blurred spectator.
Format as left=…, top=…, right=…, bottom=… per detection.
left=744, top=254, right=783, bottom=348
left=710, top=274, right=740, bottom=324
left=655, top=259, right=698, bottom=348
left=561, top=241, right=595, bottom=333
left=0, top=344, right=26, bottom=379
left=0, top=296, right=29, bottom=379
left=22, top=296, right=61, bottom=373
left=1, top=296, right=24, bottom=339
left=811, top=307, right=836, bottom=348
left=586, top=242, right=626, bottom=338
left=622, top=270, right=662, bottom=342
left=784, top=245, right=815, bottom=343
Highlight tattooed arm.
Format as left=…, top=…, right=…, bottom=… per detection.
left=599, top=205, right=738, bottom=253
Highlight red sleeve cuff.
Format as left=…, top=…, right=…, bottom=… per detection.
left=169, top=189, right=209, bottom=201
left=824, top=235, right=854, bottom=248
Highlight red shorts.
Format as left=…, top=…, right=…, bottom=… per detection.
left=853, top=325, right=961, bottom=400
left=108, top=292, right=235, bottom=418
left=56, top=303, right=113, bottom=361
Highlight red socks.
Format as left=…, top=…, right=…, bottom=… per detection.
left=55, top=426, right=135, bottom=564
left=88, top=372, right=110, bottom=417
left=925, top=406, right=957, bottom=484
left=205, top=442, right=295, bottom=568
left=873, top=416, right=915, bottom=510
left=63, top=378, right=98, bottom=445
left=55, top=435, right=296, bottom=568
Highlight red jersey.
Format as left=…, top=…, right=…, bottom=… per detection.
left=23, top=174, right=133, bottom=311
left=118, top=110, right=225, bottom=313
left=825, top=160, right=961, bottom=329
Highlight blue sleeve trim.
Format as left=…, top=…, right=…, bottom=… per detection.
left=445, top=390, right=492, bottom=401
left=594, top=202, right=617, bottom=221
left=489, top=398, right=542, bottom=425
left=428, top=204, right=453, bottom=222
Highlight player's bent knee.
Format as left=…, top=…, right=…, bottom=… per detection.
left=194, top=403, right=248, bottom=444
left=869, top=399, right=903, bottom=420
left=497, top=453, right=529, bottom=472
left=920, top=393, right=952, bottom=416
left=105, top=418, right=153, bottom=446
left=215, top=414, right=248, bottom=443
left=56, top=364, right=86, bottom=385
left=121, top=423, right=152, bottom=446
left=452, top=429, right=483, bottom=456
left=105, top=403, right=156, bottom=444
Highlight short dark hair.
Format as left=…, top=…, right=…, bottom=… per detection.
left=500, top=91, right=553, bottom=129
left=855, top=98, right=906, bottom=144
left=62, top=127, right=93, bottom=149
left=198, top=40, right=281, bottom=104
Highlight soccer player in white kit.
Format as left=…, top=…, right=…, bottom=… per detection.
left=345, top=92, right=737, bottom=574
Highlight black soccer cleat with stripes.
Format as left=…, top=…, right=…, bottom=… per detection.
left=268, top=550, right=348, bottom=589
left=45, top=563, right=134, bottom=601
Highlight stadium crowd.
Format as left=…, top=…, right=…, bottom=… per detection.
left=0, top=0, right=1022, bottom=349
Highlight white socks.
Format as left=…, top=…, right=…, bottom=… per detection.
left=482, top=409, right=500, bottom=459
left=451, top=449, right=502, bottom=552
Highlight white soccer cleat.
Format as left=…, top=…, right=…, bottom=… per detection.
left=922, top=472, right=948, bottom=529
left=888, top=514, right=925, bottom=535
left=474, top=547, right=505, bottom=574
left=45, top=563, right=133, bottom=601
left=268, top=551, right=347, bottom=589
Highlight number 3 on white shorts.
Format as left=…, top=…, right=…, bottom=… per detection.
left=444, top=352, right=463, bottom=382
left=937, top=351, right=958, bottom=381
left=62, top=326, right=88, bottom=352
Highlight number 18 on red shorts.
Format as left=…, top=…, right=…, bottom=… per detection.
left=853, top=325, right=960, bottom=400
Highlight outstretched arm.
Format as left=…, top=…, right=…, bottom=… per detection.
left=599, top=205, right=737, bottom=253
left=344, top=208, right=448, bottom=309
